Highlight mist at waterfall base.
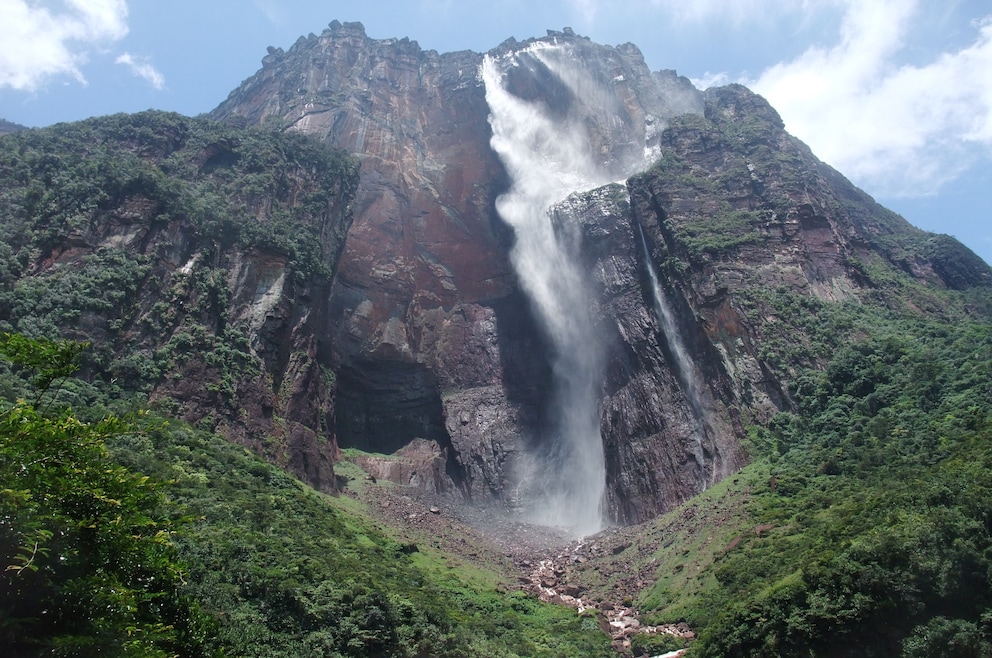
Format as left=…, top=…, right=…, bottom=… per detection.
left=481, top=43, right=646, bottom=536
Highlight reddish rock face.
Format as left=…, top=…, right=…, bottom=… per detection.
left=214, top=21, right=511, bottom=310
left=210, top=23, right=991, bottom=525
left=213, top=24, right=527, bottom=501
left=211, top=22, right=712, bottom=512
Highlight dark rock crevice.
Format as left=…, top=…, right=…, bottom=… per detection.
left=334, top=358, right=448, bottom=454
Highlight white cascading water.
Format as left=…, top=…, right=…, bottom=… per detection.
left=481, top=44, right=623, bottom=535
left=637, top=224, right=706, bottom=417
left=637, top=224, right=711, bottom=482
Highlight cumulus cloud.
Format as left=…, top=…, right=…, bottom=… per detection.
left=115, top=52, right=164, bottom=89
left=748, top=0, right=992, bottom=196
left=0, top=0, right=129, bottom=90
left=564, top=0, right=992, bottom=198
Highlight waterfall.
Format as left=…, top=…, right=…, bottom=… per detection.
left=637, top=224, right=706, bottom=417
left=637, top=223, right=711, bottom=483
left=481, top=44, right=622, bottom=536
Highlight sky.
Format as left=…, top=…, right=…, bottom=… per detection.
left=1, top=0, right=990, bottom=264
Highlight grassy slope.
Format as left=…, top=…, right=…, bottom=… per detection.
left=576, top=314, right=992, bottom=657
left=110, top=421, right=614, bottom=657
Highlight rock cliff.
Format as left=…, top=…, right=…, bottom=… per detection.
left=212, top=22, right=742, bottom=521
left=4, top=23, right=988, bottom=529
left=211, top=21, right=991, bottom=525
left=0, top=112, right=358, bottom=491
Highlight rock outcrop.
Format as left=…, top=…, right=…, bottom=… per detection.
left=0, top=112, right=358, bottom=491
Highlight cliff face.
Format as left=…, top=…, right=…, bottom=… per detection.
left=212, top=22, right=714, bottom=516
left=5, top=24, right=989, bottom=528
left=0, top=112, right=358, bottom=491
left=628, top=84, right=991, bottom=414
left=210, top=22, right=992, bottom=525
left=213, top=21, right=512, bottom=500
left=557, top=84, right=992, bottom=520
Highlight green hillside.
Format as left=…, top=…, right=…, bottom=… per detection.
left=574, top=310, right=992, bottom=657
left=0, top=334, right=613, bottom=656
left=2, top=108, right=992, bottom=657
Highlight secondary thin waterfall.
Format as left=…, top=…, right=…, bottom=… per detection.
left=637, top=224, right=706, bottom=418
left=637, top=223, right=711, bottom=483
left=481, top=45, right=615, bottom=535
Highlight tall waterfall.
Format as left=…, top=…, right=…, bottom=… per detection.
left=481, top=44, right=628, bottom=535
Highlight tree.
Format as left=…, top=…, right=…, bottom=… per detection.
left=0, top=333, right=207, bottom=657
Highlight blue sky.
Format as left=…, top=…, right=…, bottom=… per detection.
left=1, top=0, right=990, bottom=264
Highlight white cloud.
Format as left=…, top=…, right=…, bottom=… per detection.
left=253, top=0, right=287, bottom=26
left=690, top=71, right=731, bottom=90
left=749, top=1, right=992, bottom=196
left=0, top=0, right=129, bottom=90
left=561, top=0, right=992, bottom=198
left=115, top=52, right=164, bottom=89
left=566, top=0, right=839, bottom=27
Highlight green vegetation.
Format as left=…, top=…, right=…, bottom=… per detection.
left=112, top=421, right=613, bottom=657
left=0, top=111, right=357, bottom=406
left=0, top=111, right=357, bottom=276
left=1, top=334, right=612, bottom=656
left=0, top=114, right=614, bottom=655
left=0, top=334, right=208, bottom=656
left=674, top=208, right=768, bottom=260
left=632, top=126, right=992, bottom=654
left=635, top=317, right=992, bottom=657
left=701, top=321, right=992, bottom=656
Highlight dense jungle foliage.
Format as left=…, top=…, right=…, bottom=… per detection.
left=0, top=110, right=357, bottom=406
left=695, top=319, right=992, bottom=657
left=0, top=334, right=613, bottom=656
left=631, top=288, right=992, bottom=657
left=0, top=334, right=209, bottom=656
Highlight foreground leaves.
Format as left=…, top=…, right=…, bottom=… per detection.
left=0, top=334, right=207, bottom=656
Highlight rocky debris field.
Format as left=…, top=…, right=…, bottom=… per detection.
left=516, top=539, right=695, bottom=655
left=339, top=460, right=696, bottom=656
